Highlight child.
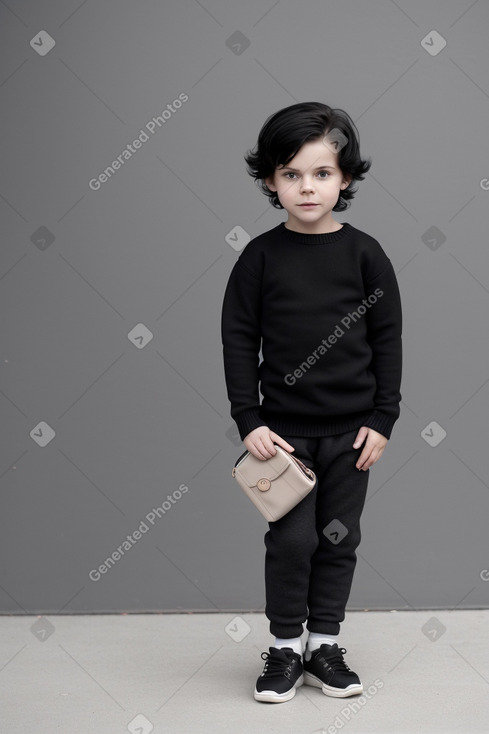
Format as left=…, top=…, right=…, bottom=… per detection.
left=221, top=102, right=402, bottom=703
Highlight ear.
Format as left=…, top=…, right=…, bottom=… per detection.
left=340, top=173, right=352, bottom=190
left=265, top=175, right=277, bottom=192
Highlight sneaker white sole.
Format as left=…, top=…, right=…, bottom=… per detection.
left=254, top=674, right=304, bottom=703
left=303, top=671, right=363, bottom=698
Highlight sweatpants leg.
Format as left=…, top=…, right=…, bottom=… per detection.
left=264, top=435, right=319, bottom=639
left=263, top=429, right=369, bottom=639
left=306, top=430, right=370, bottom=635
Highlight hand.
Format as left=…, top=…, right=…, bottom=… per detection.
left=243, top=426, right=295, bottom=461
left=353, top=426, right=388, bottom=470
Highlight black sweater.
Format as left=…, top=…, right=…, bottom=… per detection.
left=221, top=221, right=402, bottom=442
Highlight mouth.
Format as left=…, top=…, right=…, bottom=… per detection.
left=299, top=203, right=318, bottom=207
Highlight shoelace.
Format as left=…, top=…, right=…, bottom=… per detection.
left=260, top=650, right=295, bottom=679
left=319, top=646, right=352, bottom=672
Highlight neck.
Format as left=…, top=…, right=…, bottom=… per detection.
left=284, top=215, right=343, bottom=235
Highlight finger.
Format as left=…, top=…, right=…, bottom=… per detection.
left=364, top=443, right=384, bottom=461
left=263, top=438, right=278, bottom=456
left=257, top=438, right=277, bottom=459
left=247, top=444, right=266, bottom=460
left=356, top=448, right=372, bottom=470
left=353, top=426, right=368, bottom=449
left=359, top=447, right=382, bottom=470
left=246, top=439, right=270, bottom=460
left=270, top=432, right=295, bottom=453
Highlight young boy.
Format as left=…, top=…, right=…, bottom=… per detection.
left=221, top=102, right=402, bottom=703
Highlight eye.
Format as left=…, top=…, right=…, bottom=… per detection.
left=282, top=172, right=296, bottom=179
left=317, top=170, right=329, bottom=178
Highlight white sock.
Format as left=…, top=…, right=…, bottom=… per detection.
left=274, top=636, right=303, bottom=657
left=305, top=632, right=339, bottom=660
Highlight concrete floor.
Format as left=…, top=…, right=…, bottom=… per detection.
left=1, top=609, right=488, bottom=734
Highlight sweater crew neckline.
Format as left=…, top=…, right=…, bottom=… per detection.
left=278, top=221, right=351, bottom=245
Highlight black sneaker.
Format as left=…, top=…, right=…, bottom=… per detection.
left=303, top=643, right=363, bottom=697
left=254, top=646, right=303, bottom=703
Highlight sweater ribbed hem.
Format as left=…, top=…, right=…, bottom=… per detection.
left=259, top=409, right=374, bottom=438
left=234, top=407, right=398, bottom=441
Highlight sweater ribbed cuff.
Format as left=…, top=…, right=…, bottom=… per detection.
left=234, top=408, right=268, bottom=442
left=361, top=410, right=397, bottom=440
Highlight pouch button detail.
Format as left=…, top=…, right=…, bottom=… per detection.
left=257, top=478, right=271, bottom=492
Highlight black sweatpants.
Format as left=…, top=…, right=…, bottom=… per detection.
left=264, top=429, right=370, bottom=639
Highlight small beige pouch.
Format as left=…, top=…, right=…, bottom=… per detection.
left=232, top=444, right=316, bottom=522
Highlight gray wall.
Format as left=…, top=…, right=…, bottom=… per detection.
left=1, top=0, right=489, bottom=616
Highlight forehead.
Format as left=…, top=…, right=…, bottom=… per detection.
left=279, top=137, right=339, bottom=169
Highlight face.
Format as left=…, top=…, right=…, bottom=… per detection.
left=265, top=136, right=352, bottom=234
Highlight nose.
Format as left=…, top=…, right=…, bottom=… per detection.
left=300, top=175, right=315, bottom=193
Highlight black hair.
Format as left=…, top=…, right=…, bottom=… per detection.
left=244, top=102, right=371, bottom=212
